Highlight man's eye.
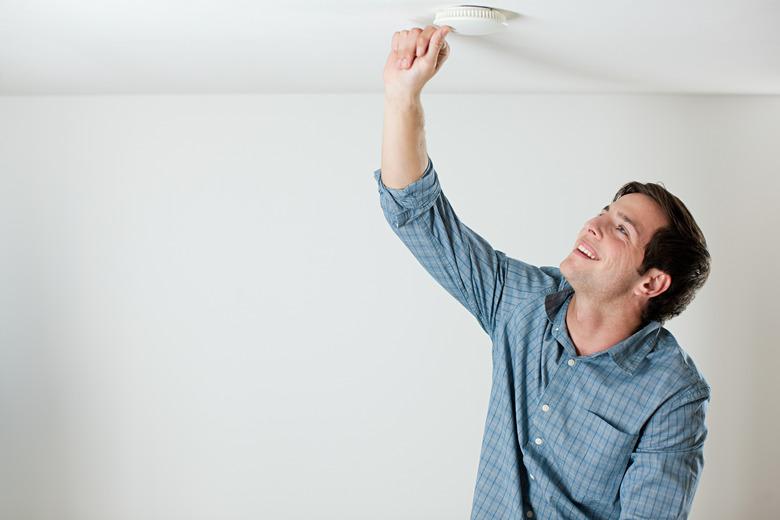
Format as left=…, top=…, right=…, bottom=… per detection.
left=616, top=225, right=628, bottom=236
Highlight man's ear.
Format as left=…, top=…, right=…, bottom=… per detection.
left=635, top=268, right=671, bottom=299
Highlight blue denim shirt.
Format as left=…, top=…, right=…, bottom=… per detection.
left=374, top=156, right=711, bottom=520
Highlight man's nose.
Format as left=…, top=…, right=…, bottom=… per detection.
left=587, top=219, right=602, bottom=239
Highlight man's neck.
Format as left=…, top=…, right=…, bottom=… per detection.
left=565, top=292, right=644, bottom=357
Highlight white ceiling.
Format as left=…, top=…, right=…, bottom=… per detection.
left=1, top=0, right=778, bottom=95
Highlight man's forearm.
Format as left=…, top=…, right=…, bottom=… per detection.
left=380, top=94, right=429, bottom=189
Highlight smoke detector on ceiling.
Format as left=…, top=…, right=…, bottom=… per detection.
left=433, top=5, right=508, bottom=36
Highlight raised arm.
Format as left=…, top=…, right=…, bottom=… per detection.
left=375, top=25, right=560, bottom=337
left=381, top=25, right=451, bottom=189
left=375, top=25, right=508, bottom=337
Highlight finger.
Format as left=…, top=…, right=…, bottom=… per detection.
left=401, top=27, right=422, bottom=68
left=415, top=25, right=439, bottom=58
left=393, top=29, right=409, bottom=68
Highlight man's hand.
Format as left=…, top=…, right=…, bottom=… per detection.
left=383, top=25, right=452, bottom=101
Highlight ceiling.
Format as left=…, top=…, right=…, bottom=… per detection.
left=1, top=0, right=778, bottom=95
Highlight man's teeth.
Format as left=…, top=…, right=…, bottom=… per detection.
left=578, top=244, right=597, bottom=260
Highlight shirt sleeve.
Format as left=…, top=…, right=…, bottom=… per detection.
left=373, top=155, right=508, bottom=338
left=618, top=382, right=711, bottom=519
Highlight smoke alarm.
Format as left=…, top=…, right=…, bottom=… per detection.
left=433, top=5, right=508, bottom=36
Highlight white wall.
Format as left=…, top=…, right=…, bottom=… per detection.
left=0, top=94, right=777, bottom=519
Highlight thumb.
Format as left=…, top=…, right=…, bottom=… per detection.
left=422, top=26, right=451, bottom=70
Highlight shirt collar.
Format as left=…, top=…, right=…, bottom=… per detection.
left=544, top=279, right=663, bottom=375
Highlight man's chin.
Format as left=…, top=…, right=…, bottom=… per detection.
left=560, top=255, right=586, bottom=287
left=559, top=254, right=575, bottom=277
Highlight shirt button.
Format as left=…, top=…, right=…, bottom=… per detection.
left=554, top=327, right=559, bottom=332
left=542, top=404, right=550, bottom=412
left=526, top=511, right=534, bottom=518
left=529, top=473, right=535, bottom=480
left=534, top=437, right=543, bottom=445
left=567, top=359, right=576, bottom=367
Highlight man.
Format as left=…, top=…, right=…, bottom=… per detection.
left=374, top=25, right=711, bottom=520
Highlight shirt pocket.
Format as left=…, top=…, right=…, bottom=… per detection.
left=552, top=408, right=639, bottom=506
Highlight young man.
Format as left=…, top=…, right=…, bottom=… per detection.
left=374, top=25, right=711, bottom=519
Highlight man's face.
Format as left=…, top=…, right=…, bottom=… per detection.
left=560, top=193, right=670, bottom=300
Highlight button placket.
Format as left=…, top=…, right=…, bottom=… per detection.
left=530, top=329, right=579, bottom=459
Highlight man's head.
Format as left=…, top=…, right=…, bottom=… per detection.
left=559, top=182, right=710, bottom=325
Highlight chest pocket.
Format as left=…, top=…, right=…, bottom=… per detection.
left=552, top=408, right=639, bottom=505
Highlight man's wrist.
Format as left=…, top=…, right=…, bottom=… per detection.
left=384, top=91, right=422, bottom=110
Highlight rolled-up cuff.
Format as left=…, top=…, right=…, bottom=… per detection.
left=373, top=156, right=440, bottom=227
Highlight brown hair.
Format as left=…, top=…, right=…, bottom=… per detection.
left=612, top=182, right=710, bottom=324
